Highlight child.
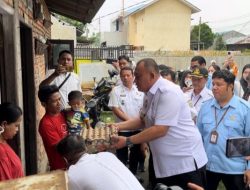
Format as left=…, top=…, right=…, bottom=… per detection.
left=64, top=90, right=91, bottom=135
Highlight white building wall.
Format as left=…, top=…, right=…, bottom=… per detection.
left=51, top=16, right=77, bottom=47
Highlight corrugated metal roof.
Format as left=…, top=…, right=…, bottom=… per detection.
left=125, top=0, right=200, bottom=17
left=45, top=0, right=105, bottom=23
left=226, top=36, right=250, bottom=44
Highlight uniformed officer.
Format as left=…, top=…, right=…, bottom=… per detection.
left=108, top=66, right=144, bottom=175
left=111, top=58, right=208, bottom=190
left=197, top=70, right=250, bottom=190
left=185, top=67, right=213, bottom=114
left=190, top=56, right=212, bottom=90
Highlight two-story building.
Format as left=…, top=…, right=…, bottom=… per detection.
left=101, top=0, right=200, bottom=51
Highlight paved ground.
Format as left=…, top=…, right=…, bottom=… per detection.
left=137, top=153, right=150, bottom=190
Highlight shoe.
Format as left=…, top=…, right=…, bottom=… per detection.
left=135, top=175, right=144, bottom=184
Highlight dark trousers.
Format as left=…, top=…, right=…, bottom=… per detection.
left=207, top=170, right=245, bottom=190
left=148, top=149, right=157, bottom=188
left=116, top=131, right=143, bottom=174
left=156, top=165, right=207, bottom=190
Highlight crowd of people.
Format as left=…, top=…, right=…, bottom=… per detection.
left=0, top=50, right=250, bottom=190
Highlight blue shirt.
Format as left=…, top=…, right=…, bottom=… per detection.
left=197, top=95, right=250, bottom=174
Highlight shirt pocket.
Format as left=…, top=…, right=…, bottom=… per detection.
left=201, top=117, right=215, bottom=136
left=224, top=118, right=244, bottom=137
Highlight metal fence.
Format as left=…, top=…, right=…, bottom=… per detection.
left=74, top=44, right=134, bottom=60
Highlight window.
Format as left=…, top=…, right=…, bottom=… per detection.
left=47, top=40, right=74, bottom=69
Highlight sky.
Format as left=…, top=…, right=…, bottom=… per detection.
left=89, top=0, right=250, bottom=35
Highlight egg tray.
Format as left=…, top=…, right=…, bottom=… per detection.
left=81, top=124, right=118, bottom=153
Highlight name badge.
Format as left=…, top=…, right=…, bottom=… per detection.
left=210, top=131, right=218, bottom=144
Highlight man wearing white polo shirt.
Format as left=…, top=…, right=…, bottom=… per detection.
left=111, top=58, right=208, bottom=190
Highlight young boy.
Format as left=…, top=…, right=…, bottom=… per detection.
left=64, top=90, right=91, bottom=135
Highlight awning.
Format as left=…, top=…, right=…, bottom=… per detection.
left=45, top=0, right=105, bottom=23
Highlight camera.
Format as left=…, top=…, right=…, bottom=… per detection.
left=108, top=69, right=118, bottom=79
left=106, top=58, right=117, bottom=64
left=153, top=183, right=183, bottom=190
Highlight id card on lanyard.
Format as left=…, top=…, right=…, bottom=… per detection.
left=210, top=106, right=230, bottom=144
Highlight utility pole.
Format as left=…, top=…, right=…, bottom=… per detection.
left=98, top=16, right=101, bottom=34
left=198, top=17, right=201, bottom=51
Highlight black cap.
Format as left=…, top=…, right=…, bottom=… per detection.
left=190, top=67, right=208, bottom=78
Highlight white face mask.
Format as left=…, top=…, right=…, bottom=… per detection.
left=208, top=72, right=213, bottom=77
left=185, top=79, right=192, bottom=87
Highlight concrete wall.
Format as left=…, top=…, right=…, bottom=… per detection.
left=128, top=0, right=191, bottom=51
left=132, top=53, right=250, bottom=78
left=51, top=15, right=76, bottom=47
left=101, top=18, right=129, bottom=46
left=101, top=31, right=127, bottom=46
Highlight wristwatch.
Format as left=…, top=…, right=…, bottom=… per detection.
left=125, top=137, right=133, bottom=147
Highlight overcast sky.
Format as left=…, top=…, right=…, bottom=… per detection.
left=89, top=0, right=250, bottom=35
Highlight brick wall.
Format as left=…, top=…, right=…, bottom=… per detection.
left=5, top=0, right=52, bottom=173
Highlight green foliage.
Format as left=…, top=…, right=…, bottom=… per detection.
left=214, top=33, right=226, bottom=50
left=54, top=14, right=100, bottom=45
left=56, top=14, right=85, bottom=32
left=191, top=23, right=215, bottom=49
left=77, top=33, right=100, bottom=45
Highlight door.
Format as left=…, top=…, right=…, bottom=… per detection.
left=20, top=22, right=37, bottom=175
left=0, top=14, right=3, bottom=103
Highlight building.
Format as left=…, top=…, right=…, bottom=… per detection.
left=226, top=36, right=250, bottom=51
left=0, top=0, right=104, bottom=175
left=220, top=30, right=250, bottom=51
left=51, top=15, right=77, bottom=47
left=101, top=0, right=200, bottom=51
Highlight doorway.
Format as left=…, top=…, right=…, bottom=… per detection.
left=0, top=14, right=3, bottom=103
left=20, top=22, right=37, bottom=175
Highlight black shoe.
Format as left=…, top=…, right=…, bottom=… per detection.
left=135, top=175, right=144, bottom=184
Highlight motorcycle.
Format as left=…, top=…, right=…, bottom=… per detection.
left=85, top=70, right=117, bottom=127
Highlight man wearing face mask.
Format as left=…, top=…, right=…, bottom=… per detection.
left=185, top=67, right=213, bottom=114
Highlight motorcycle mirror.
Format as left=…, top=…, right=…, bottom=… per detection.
left=86, top=100, right=97, bottom=108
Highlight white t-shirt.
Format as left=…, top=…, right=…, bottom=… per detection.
left=67, top=152, right=144, bottom=190
left=141, top=77, right=208, bottom=178
left=108, top=84, right=144, bottom=123
left=47, top=70, right=82, bottom=108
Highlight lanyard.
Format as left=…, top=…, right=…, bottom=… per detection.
left=192, top=94, right=202, bottom=107
left=214, top=106, right=230, bottom=129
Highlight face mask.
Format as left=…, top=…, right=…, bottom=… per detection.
left=208, top=72, right=213, bottom=77
left=185, top=79, right=192, bottom=87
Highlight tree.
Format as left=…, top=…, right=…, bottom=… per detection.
left=55, top=14, right=85, bottom=34
left=54, top=14, right=99, bottom=44
left=191, top=23, right=215, bottom=49
left=214, top=33, right=226, bottom=50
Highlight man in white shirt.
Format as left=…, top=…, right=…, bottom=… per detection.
left=108, top=66, right=145, bottom=175
left=111, top=58, right=208, bottom=190
left=56, top=135, right=144, bottom=190
left=185, top=67, right=213, bottom=114
left=40, top=50, right=81, bottom=108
